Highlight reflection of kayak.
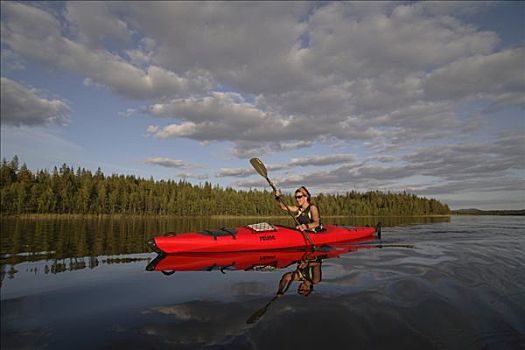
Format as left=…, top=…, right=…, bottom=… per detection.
left=148, top=222, right=379, bottom=254
left=146, top=237, right=373, bottom=273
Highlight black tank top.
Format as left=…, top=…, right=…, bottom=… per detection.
left=296, top=205, right=324, bottom=232
left=296, top=205, right=315, bottom=225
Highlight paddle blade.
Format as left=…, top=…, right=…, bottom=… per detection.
left=250, top=158, right=268, bottom=178
left=246, top=306, right=267, bottom=324
left=246, top=296, right=279, bottom=324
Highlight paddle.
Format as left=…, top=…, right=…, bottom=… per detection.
left=249, top=158, right=316, bottom=249
left=246, top=258, right=300, bottom=325
left=246, top=294, right=281, bottom=324
left=246, top=252, right=312, bottom=324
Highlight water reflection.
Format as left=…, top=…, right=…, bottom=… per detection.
left=246, top=253, right=324, bottom=324
left=1, top=215, right=446, bottom=281
left=2, top=216, right=523, bottom=350
left=146, top=239, right=415, bottom=324
left=145, top=239, right=379, bottom=274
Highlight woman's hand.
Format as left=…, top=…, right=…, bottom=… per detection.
left=296, top=224, right=309, bottom=231
left=274, top=189, right=282, bottom=199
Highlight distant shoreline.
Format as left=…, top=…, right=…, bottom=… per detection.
left=451, top=209, right=525, bottom=216
left=3, top=212, right=524, bottom=220
left=1, top=213, right=454, bottom=219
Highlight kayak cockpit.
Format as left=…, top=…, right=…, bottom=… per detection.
left=198, top=227, right=237, bottom=240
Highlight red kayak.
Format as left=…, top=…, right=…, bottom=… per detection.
left=146, top=237, right=374, bottom=273
left=148, top=222, right=380, bottom=254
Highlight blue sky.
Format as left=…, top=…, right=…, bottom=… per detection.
left=1, top=1, right=524, bottom=209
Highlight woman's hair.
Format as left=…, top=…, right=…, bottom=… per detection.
left=295, top=186, right=311, bottom=203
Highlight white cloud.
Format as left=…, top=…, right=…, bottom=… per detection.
left=216, top=167, right=254, bottom=178
left=4, top=2, right=516, bottom=150
left=234, top=132, right=524, bottom=201
left=302, top=2, right=498, bottom=77
left=0, top=49, right=25, bottom=71
left=176, top=172, right=209, bottom=180
left=65, top=2, right=131, bottom=48
left=231, top=141, right=315, bottom=159
left=118, top=108, right=137, bottom=118
left=1, top=2, right=213, bottom=100
left=424, top=46, right=525, bottom=106
left=147, top=92, right=266, bottom=124
left=414, top=1, right=494, bottom=17
left=2, top=1, right=522, bottom=208
left=146, top=91, right=382, bottom=156
left=146, top=92, right=288, bottom=142
left=116, top=2, right=311, bottom=93
left=131, top=0, right=520, bottom=159
left=145, top=157, right=189, bottom=168
left=217, top=153, right=357, bottom=178
left=0, top=1, right=62, bottom=39
left=1, top=77, right=70, bottom=126
left=403, top=132, right=525, bottom=182
left=290, top=154, right=356, bottom=167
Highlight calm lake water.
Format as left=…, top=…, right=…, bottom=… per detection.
left=1, top=216, right=524, bottom=349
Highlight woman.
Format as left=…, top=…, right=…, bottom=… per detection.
left=274, top=186, right=323, bottom=232
left=276, top=259, right=322, bottom=297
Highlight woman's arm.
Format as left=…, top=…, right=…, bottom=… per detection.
left=274, top=190, right=298, bottom=213
left=277, top=272, right=293, bottom=295
left=310, top=262, right=322, bottom=284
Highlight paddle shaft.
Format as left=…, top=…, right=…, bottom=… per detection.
left=264, top=177, right=299, bottom=225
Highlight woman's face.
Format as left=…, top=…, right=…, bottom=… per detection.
left=295, top=191, right=307, bottom=205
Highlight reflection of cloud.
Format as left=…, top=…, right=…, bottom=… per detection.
left=129, top=292, right=448, bottom=349
left=136, top=301, right=256, bottom=346
left=231, top=282, right=271, bottom=297
left=148, top=304, right=206, bottom=321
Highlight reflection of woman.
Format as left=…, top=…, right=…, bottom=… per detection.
left=246, top=256, right=324, bottom=323
left=277, top=259, right=322, bottom=297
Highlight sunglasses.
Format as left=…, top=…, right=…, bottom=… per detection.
left=295, top=195, right=305, bottom=199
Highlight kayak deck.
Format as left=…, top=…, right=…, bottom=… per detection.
left=148, top=223, right=379, bottom=254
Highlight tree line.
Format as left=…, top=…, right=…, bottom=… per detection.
left=0, top=156, right=450, bottom=216
left=452, top=209, right=524, bottom=216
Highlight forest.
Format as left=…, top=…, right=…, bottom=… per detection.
left=0, top=156, right=450, bottom=216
